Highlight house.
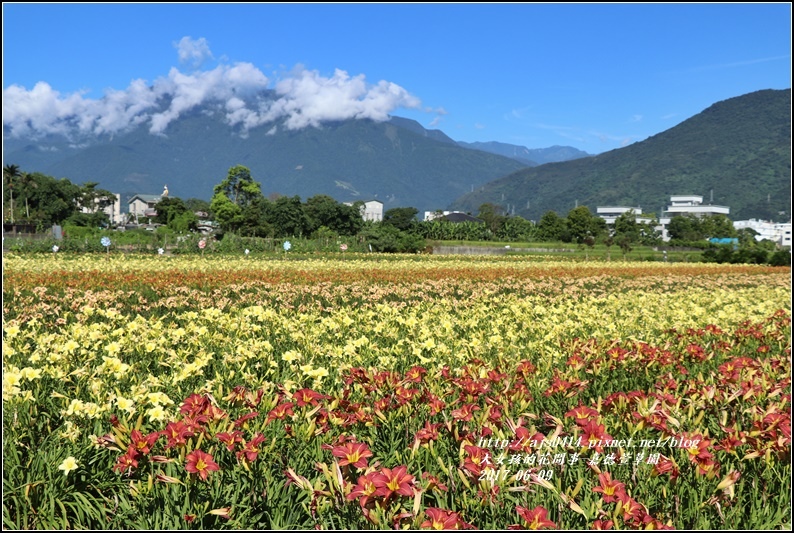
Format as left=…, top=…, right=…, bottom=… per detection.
left=345, top=200, right=384, bottom=222
left=361, top=200, right=383, bottom=222
left=128, top=194, right=163, bottom=220
left=81, top=193, right=121, bottom=225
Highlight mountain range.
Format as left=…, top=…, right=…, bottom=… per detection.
left=3, top=88, right=790, bottom=221
left=3, top=110, right=564, bottom=216
left=451, top=89, right=791, bottom=222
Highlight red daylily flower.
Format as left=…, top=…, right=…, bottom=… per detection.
left=114, top=446, right=139, bottom=475
left=651, top=455, right=679, bottom=480
left=405, top=365, right=427, bottom=383
left=616, top=493, right=645, bottom=524
left=266, top=402, right=295, bottom=424
left=421, top=472, right=448, bottom=492
left=238, top=433, right=266, bottom=463
left=346, top=473, right=379, bottom=508
left=565, top=405, right=599, bottom=426
left=580, top=419, right=614, bottom=453
left=216, top=430, right=244, bottom=452
left=544, top=375, right=573, bottom=396
left=293, top=388, right=325, bottom=407
left=372, top=465, right=416, bottom=499
left=462, top=445, right=491, bottom=477
left=180, top=393, right=209, bottom=417
left=516, top=360, right=537, bottom=377
left=414, top=421, right=441, bottom=445
left=374, top=397, right=391, bottom=412
left=592, top=472, right=627, bottom=503
left=332, top=441, right=373, bottom=469
left=450, top=403, right=480, bottom=422
left=426, top=394, right=446, bottom=416
left=513, top=505, right=557, bottom=530
left=592, top=519, right=614, bottom=530
left=185, top=449, right=220, bottom=481
left=421, top=507, right=472, bottom=530
left=162, top=420, right=194, bottom=449
left=395, top=385, right=421, bottom=405
left=233, top=411, right=259, bottom=429
left=129, top=429, right=159, bottom=455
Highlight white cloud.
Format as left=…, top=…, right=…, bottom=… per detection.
left=175, top=36, right=214, bottom=69
left=3, top=38, right=422, bottom=139
left=258, top=67, right=421, bottom=130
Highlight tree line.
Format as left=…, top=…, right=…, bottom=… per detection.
left=4, top=164, right=786, bottom=261
left=3, top=164, right=120, bottom=230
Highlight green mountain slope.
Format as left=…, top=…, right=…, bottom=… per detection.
left=3, top=111, right=527, bottom=215
left=450, top=89, right=791, bottom=222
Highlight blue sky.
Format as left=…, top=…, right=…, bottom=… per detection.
left=3, top=3, right=791, bottom=154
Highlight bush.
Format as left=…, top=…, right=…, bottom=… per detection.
left=769, top=250, right=792, bottom=266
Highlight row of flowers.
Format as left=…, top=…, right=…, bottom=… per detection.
left=2, top=256, right=790, bottom=529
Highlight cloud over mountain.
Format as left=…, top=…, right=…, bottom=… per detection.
left=2, top=37, right=421, bottom=139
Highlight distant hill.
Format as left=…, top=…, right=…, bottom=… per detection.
left=456, top=141, right=590, bottom=166
left=450, top=89, right=792, bottom=222
left=3, top=111, right=528, bottom=216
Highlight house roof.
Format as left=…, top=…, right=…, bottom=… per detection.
left=128, top=194, right=162, bottom=204
left=441, top=212, right=483, bottom=223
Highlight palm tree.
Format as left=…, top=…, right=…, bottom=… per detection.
left=3, top=164, right=21, bottom=223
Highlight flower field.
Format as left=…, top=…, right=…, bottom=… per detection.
left=2, top=253, right=791, bottom=529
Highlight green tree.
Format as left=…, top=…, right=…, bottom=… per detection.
left=477, top=203, right=507, bottom=235
left=497, top=216, right=536, bottom=242
left=613, top=210, right=642, bottom=243
left=210, top=165, right=264, bottom=234
left=667, top=215, right=703, bottom=242
left=269, top=196, right=310, bottom=237
left=184, top=198, right=212, bottom=216
left=566, top=205, right=604, bottom=243
left=210, top=193, right=243, bottom=234
left=304, top=195, right=363, bottom=236
left=536, top=211, right=567, bottom=242
left=213, top=165, right=263, bottom=207
left=360, top=222, right=426, bottom=253
left=700, top=214, right=737, bottom=239
left=383, top=207, right=419, bottom=232
left=153, top=197, right=198, bottom=232
left=3, top=165, right=21, bottom=222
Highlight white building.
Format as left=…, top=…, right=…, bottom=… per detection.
left=596, top=196, right=730, bottom=242
left=734, top=219, right=792, bottom=247
left=81, top=193, right=121, bottom=225
left=362, top=200, right=383, bottom=222
left=596, top=206, right=643, bottom=225
left=665, top=195, right=730, bottom=217
left=345, top=200, right=384, bottom=222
